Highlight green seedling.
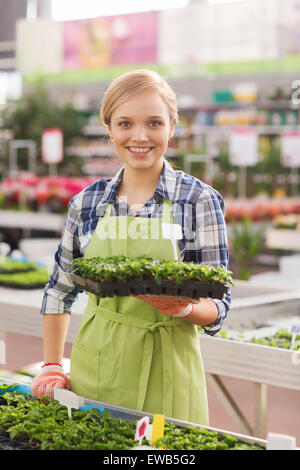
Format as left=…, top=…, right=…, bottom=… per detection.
left=70, top=256, right=234, bottom=286
left=0, top=387, right=263, bottom=450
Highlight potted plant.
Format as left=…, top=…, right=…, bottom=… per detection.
left=229, top=217, right=266, bottom=280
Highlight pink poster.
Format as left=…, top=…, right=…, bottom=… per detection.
left=63, top=11, right=157, bottom=70
left=63, top=18, right=111, bottom=70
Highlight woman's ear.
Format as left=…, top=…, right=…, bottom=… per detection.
left=169, top=125, right=175, bottom=140
left=105, top=124, right=114, bottom=142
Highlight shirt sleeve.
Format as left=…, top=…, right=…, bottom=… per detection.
left=40, top=197, right=83, bottom=315
left=193, top=189, right=231, bottom=335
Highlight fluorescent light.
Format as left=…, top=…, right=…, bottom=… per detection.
left=206, top=0, right=246, bottom=3
left=51, top=0, right=190, bottom=21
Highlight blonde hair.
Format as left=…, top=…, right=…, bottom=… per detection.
left=100, top=69, right=179, bottom=128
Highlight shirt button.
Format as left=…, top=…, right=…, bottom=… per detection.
left=154, top=194, right=160, bottom=202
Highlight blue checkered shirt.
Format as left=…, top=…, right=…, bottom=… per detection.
left=41, top=159, right=231, bottom=335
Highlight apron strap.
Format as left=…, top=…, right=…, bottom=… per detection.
left=104, top=198, right=173, bottom=222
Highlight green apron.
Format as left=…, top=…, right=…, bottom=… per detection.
left=70, top=198, right=209, bottom=425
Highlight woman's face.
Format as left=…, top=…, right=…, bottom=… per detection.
left=108, top=90, right=174, bottom=173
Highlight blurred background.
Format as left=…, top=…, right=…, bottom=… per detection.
left=0, top=0, right=300, bottom=446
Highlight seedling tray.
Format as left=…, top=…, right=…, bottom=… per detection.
left=69, top=273, right=228, bottom=300
left=0, top=267, right=49, bottom=289
left=0, top=379, right=266, bottom=451
left=0, top=430, right=40, bottom=450
left=0, top=267, right=36, bottom=275
left=0, top=281, right=47, bottom=289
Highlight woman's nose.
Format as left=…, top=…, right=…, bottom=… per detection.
left=132, top=126, right=148, bottom=142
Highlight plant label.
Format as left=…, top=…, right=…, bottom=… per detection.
left=162, top=223, right=183, bottom=260
left=54, top=388, right=85, bottom=419
left=290, top=322, right=300, bottom=349
left=134, top=416, right=152, bottom=446
left=151, top=414, right=165, bottom=445
left=0, top=243, right=10, bottom=260
left=267, top=432, right=296, bottom=450
left=0, top=340, right=5, bottom=365
left=162, top=223, right=182, bottom=241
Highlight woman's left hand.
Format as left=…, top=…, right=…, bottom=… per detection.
left=132, top=294, right=196, bottom=316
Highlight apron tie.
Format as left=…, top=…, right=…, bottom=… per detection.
left=137, top=320, right=178, bottom=417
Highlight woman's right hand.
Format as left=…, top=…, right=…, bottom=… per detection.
left=31, top=363, right=70, bottom=399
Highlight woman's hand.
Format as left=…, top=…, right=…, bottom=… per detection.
left=31, top=363, right=70, bottom=399
left=133, top=294, right=197, bottom=316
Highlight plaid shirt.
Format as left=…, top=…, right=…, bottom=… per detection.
left=41, top=159, right=231, bottom=335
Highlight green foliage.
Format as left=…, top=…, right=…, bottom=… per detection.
left=229, top=218, right=266, bottom=280
left=0, top=266, right=49, bottom=286
left=218, top=328, right=300, bottom=351
left=155, top=423, right=262, bottom=451
left=0, top=257, right=36, bottom=273
left=70, top=255, right=234, bottom=286
left=0, top=388, right=263, bottom=450
left=0, top=82, right=85, bottom=176
left=249, top=328, right=300, bottom=351
left=0, top=389, right=136, bottom=450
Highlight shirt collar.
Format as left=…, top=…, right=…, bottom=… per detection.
left=97, top=159, right=178, bottom=210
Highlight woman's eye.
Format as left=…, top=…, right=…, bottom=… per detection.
left=119, top=121, right=130, bottom=127
left=150, top=121, right=162, bottom=127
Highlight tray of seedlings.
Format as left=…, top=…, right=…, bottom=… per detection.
left=69, top=256, right=233, bottom=301
left=0, top=257, right=37, bottom=275
left=0, top=380, right=266, bottom=451
left=0, top=265, right=50, bottom=289
left=199, top=323, right=300, bottom=391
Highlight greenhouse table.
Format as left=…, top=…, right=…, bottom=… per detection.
left=0, top=210, right=65, bottom=234
left=1, top=284, right=300, bottom=440
left=265, top=228, right=300, bottom=252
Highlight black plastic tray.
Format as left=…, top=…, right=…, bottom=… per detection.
left=0, top=430, right=40, bottom=450
left=0, top=281, right=46, bottom=289
left=0, top=267, right=36, bottom=275
left=70, top=273, right=228, bottom=300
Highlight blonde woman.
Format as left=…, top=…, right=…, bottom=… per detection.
left=32, top=69, right=231, bottom=425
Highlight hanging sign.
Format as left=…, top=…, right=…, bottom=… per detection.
left=229, top=128, right=258, bottom=166
left=41, top=128, right=64, bottom=165
left=281, top=131, right=300, bottom=168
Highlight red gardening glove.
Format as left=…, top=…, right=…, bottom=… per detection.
left=133, top=295, right=196, bottom=317
left=31, top=363, right=70, bottom=399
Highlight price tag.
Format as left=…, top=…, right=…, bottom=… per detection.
left=229, top=128, right=258, bottom=166
left=281, top=131, right=300, bottom=168
left=42, top=128, right=63, bottom=165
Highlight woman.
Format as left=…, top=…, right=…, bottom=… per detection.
left=32, top=69, right=231, bottom=425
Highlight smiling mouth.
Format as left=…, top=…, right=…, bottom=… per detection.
left=127, top=146, right=153, bottom=155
